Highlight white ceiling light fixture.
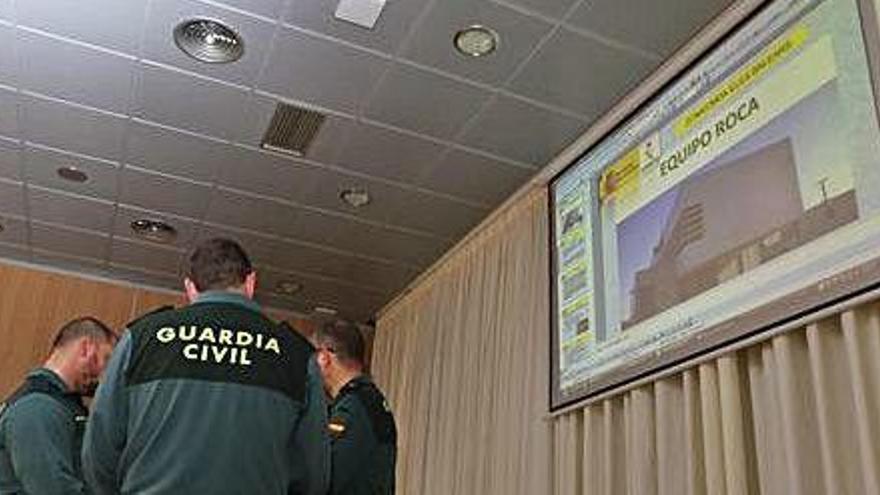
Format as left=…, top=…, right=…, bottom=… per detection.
left=340, top=188, right=371, bottom=208
left=130, top=219, right=178, bottom=244
left=173, top=18, right=244, bottom=64
left=274, top=280, right=303, bottom=296
left=56, top=166, right=89, bottom=183
left=454, top=25, right=500, bottom=57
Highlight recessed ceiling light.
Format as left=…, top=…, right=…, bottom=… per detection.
left=274, top=280, right=302, bottom=296
left=454, top=25, right=499, bottom=57
left=130, top=219, right=177, bottom=244
left=173, top=18, right=244, bottom=64
left=340, top=188, right=371, bottom=208
left=314, top=305, right=338, bottom=316
left=56, top=166, right=89, bottom=183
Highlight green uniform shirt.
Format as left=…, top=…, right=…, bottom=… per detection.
left=82, top=292, right=329, bottom=495
left=0, top=368, right=89, bottom=495
left=328, top=375, right=397, bottom=495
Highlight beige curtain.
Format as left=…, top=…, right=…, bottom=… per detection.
left=373, top=188, right=880, bottom=494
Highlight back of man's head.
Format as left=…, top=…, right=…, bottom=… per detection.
left=186, top=238, right=253, bottom=292
left=52, top=317, right=116, bottom=350
left=316, top=320, right=366, bottom=369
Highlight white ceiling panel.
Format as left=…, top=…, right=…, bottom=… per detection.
left=15, top=0, right=149, bottom=54
left=419, top=148, right=533, bottom=205
left=204, top=0, right=287, bottom=20
left=205, top=187, right=301, bottom=237
left=363, top=63, right=492, bottom=140
left=125, top=120, right=224, bottom=183
left=27, top=186, right=115, bottom=232
left=143, top=0, right=277, bottom=87
left=16, top=29, right=136, bottom=114
left=23, top=144, right=119, bottom=200
left=510, top=27, right=658, bottom=119
left=31, top=248, right=108, bottom=274
left=0, top=214, right=27, bottom=245
left=214, top=146, right=324, bottom=204
left=492, top=0, right=580, bottom=20
left=0, top=137, right=20, bottom=180
left=0, top=85, right=19, bottom=139
left=568, top=0, right=735, bottom=57
left=30, top=221, right=110, bottom=260
left=135, top=63, right=260, bottom=141
left=0, top=23, right=15, bottom=86
left=457, top=94, right=586, bottom=166
left=20, top=94, right=127, bottom=161
left=119, top=166, right=212, bottom=219
left=113, top=204, right=201, bottom=250
left=283, top=0, right=427, bottom=55
left=110, top=237, right=185, bottom=275
left=327, top=120, right=446, bottom=184
left=106, top=263, right=181, bottom=290
left=257, top=27, right=389, bottom=113
left=0, top=178, right=24, bottom=216
left=402, top=0, right=553, bottom=85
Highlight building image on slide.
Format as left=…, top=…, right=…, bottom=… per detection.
left=621, top=137, right=859, bottom=328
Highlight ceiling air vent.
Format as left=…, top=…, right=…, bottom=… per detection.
left=261, top=103, right=325, bottom=156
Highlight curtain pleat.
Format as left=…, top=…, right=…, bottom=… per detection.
left=372, top=187, right=880, bottom=494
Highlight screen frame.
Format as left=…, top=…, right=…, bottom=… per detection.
left=549, top=0, right=880, bottom=411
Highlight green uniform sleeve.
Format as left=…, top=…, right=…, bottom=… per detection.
left=329, top=397, right=374, bottom=495
left=6, top=395, right=87, bottom=495
left=82, top=331, right=133, bottom=495
left=291, top=357, right=331, bottom=495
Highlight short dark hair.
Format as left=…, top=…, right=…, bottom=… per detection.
left=316, top=320, right=366, bottom=367
left=52, top=317, right=116, bottom=349
left=187, top=238, right=253, bottom=291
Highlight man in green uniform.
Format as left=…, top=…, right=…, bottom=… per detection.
left=315, top=321, right=397, bottom=495
left=82, top=238, right=328, bottom=495
left=0, top=316, right=117, bottom=494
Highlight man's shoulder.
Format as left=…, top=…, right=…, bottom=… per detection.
left=341, top=380, right=396, bottom=444
left=2, top=392, right=68, bottom=425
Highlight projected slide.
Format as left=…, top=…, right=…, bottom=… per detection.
left=551, top=0, right=880, bottom=408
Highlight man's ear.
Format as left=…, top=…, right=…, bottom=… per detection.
left=184, top=278, right=199, bottom=303
left=244, top=271, right=257, bottom=299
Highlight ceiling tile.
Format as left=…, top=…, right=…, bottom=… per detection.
left=119, top=166, right=212, bottom=219
left=568, top=0, right=734, bottom=56
left=300, top=167, right=489, bottom=238
left=143, top=0, right=276, bottom=87
left=15, top=0, right=148, bottom=55
left=288, top=208, right=449, bottom=267
left=363, top=63, right=491, bottom=140
left=0, top=137, right=20, bottom=180
left=0, top=23, right=15, bottom=86
left=283, top=0, right=427, bottom=55
left=16, top=30, right=136, bottom=114
left=402, top=0, right=553, bottom=85
left=106, top=263, right=181, bottom=290
left=0, top=2, right=11, bottom=20
left=0, top=178, right=24, bottom=216
left=0, top=241, right=30, bottom=261
left=0, top=214, right=27, bottom=245
left=204, top=0, right=287, bottom=19
left=30, top=221, right=110, bottom=260
left=125, top=120, right=223, bottom=183
left=23, top=144, right=119, bottom=200
left=510, top=27, right=657, bottom=118
left=0, top=86, right=19, bottom=138
left=27, top=186, right=115, bottom=232
left=328, top=120, right=445, bottom=184
left=135, top=63, right=259, bottom=141
left=419, top=148, right=533, bottom=205
left=205, top=187, right=300, bottom=237
left=257, top=27, right=389, bottom=113
left=253, top=292, right=313, bottom=317
left=110, top=237, right=184, bottom=275
left=214, top=146, right=323, bottom=204
left=31, top=248, right=108, bottom=274
left=494, top=0, right=579, bottom=20
left=457, top=95, right=585, bottom=166
left=113, top=204, right=200, bottom=250
left=20, top=94, right=127, bottom=161
left=259, top=267, right=388, bottom=318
